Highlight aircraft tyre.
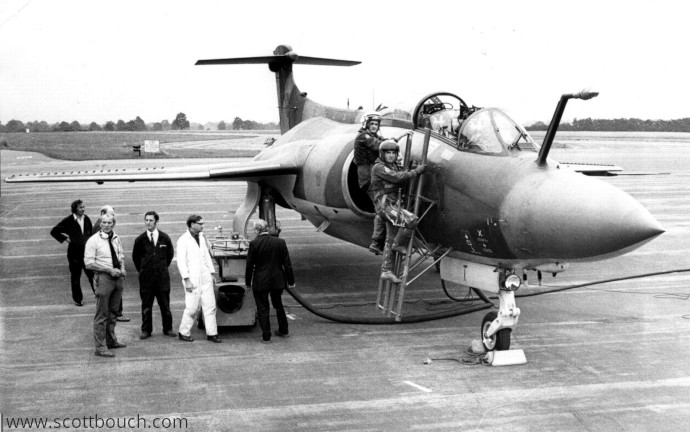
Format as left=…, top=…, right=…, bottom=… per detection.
left=481, top=311, right=511, bottom=351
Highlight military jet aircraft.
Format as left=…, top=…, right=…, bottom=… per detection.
left=5, top=45, right=664, bottom=353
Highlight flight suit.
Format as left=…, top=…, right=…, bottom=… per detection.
left=370, top=158, right=423, bottom=272
left=354, top=128, right=387, bottom=248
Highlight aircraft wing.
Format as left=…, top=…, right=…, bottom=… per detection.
left=558, top=162, right=623, bottom=176
left=4, top=160, right=299, bottom=183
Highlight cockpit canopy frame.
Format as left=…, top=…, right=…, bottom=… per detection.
left=412, top=91, right=539, bottom=156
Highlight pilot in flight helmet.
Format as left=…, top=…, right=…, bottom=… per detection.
left=379, top=139, right=399, bottom=160
left=362, top=112, right=382, bottom=129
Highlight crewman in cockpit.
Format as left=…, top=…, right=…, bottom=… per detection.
left=370, top=140, right=426, bottom=283
left=354, top=112, right=412, bottom=255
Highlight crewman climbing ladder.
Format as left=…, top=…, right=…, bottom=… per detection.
left=374, top=129, right=452, bottom=320
left=369, top=139, right=426, bottom=282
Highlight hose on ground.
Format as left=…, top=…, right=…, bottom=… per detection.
left=284, top=268, right=690, bottom=325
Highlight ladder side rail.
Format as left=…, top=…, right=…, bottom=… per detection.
left=402, top=134, right=416, bottom=210
left=378, top=279, right=392, bottom=312
left=376, top=278, right=385, bottom=308
left=387, top=252, right=404, bottom=316
left=391, top=129, right=431, bottom=320
left=413, top=129, right=432, bottom=214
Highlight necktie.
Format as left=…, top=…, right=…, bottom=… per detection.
left=108, top=233, right=121, bottom=269
left=150, top=232, right=155, bottom=246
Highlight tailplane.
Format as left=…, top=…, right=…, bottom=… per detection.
left=196, top=45, right=361, bottom=134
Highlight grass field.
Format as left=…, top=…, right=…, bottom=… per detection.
left=0, top=131, right=274, bottom=160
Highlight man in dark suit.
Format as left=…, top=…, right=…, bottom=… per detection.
left=245, top=219, right=295, bottom=343
left=132, top=211, right=176, bottom=340
left=50, top=199, right=94, bottom=306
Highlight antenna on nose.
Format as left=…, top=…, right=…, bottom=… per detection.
left=537, top=90, right=599, bottom=166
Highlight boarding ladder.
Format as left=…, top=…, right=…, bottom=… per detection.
left=376, top=129, right=453, bottom=321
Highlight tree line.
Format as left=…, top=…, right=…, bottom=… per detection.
left=5, top=113, right=687, bottom=133
left=0, top=113, right=278, bottom=133
left=526, top=117, right=690, bottom=132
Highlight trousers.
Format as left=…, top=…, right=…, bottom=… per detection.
left=140, top=288, right=173, bottom=334
left=69, top=259, right=94, bottom=303
left=366, top=188, right=386, bottom=245
left=252, top=289, right=288, bottom=341
left=178, top=272, right=217, bottom=337
left=375, top=195, right=418, bottom=272
left=93, top=272, right=123, bottom=352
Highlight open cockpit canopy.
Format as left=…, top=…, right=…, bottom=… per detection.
left=413, top=92, right=539, bottom=156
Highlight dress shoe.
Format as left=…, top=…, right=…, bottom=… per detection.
left=206, top=335, right=222, bottom=343
left=139, top=332, right=151, bottom=340
left=163, top=330, right=177, bottom=337
left=107, top=342, right=127, bottom=349
left=261, top=339, right=271, bottom=344
left=95, top=350, right=115, bottom=358
left=75, top=301, right=84, bottom=307
left=116, top=315, right=130, bottom=322
left=178, top=333, right=194, bottom=342
left=368, top=242, right=384, bottom=255
left=274, top=330, right=290, bottom=338
left=380, top=271, right=402, bottom=284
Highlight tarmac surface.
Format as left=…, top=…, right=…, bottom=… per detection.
left=1, top=134, right=690, bottom=431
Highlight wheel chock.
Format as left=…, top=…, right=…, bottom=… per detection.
left=485, top=349, right=527, bottom=366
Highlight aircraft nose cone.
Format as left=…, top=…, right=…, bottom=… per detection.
left=502, top=171, right=664, bottom=260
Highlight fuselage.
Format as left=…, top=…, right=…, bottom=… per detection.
left=191, top=45, right=663, bottom=272
left=253, top=111, right=663, bottom=270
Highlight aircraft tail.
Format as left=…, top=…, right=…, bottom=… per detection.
left=196, top=45, right=361, bottom=134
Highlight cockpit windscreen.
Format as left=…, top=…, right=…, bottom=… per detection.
left=458, top=108, right=538, bottom=154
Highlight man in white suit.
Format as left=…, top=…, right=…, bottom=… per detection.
left=176, top=214, right=221, bottom=343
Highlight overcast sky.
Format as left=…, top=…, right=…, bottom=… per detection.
left=1, top=0, right=688, bottom=127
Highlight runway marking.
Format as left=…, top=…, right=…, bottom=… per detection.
left=402, top=381, right=432, bottom=393
left=0, top=242, right=355, bottom=259
left=0, top=253, right=64, bottom=259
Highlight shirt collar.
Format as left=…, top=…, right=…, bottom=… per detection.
left=73, top=214, right=83, bottom=221
left=99, top=231, right=117, bottom=240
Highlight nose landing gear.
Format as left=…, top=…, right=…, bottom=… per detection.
left=480, top=288, right=520, bottom=352
left=481, top=311, right=511, bottom=351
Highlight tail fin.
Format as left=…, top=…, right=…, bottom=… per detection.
left=196, top=45, right=361, bottom=134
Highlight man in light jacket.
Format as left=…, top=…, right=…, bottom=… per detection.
left=176, top=214, right=221, bottom=343
left=84, top=213, right=126, bottom=357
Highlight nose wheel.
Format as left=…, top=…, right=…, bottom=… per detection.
left=481, top=311, right=511, bottom=351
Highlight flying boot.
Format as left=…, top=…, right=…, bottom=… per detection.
left=380, top=271, right=402, bottom=283
left=391, top=228, right=413, bottom=255
left=368, top=241, right=384, bottom=255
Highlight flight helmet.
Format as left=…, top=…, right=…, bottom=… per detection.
left=379, top=139, right=399, bottom=160
left=362, top=112, right=382, bottom=129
